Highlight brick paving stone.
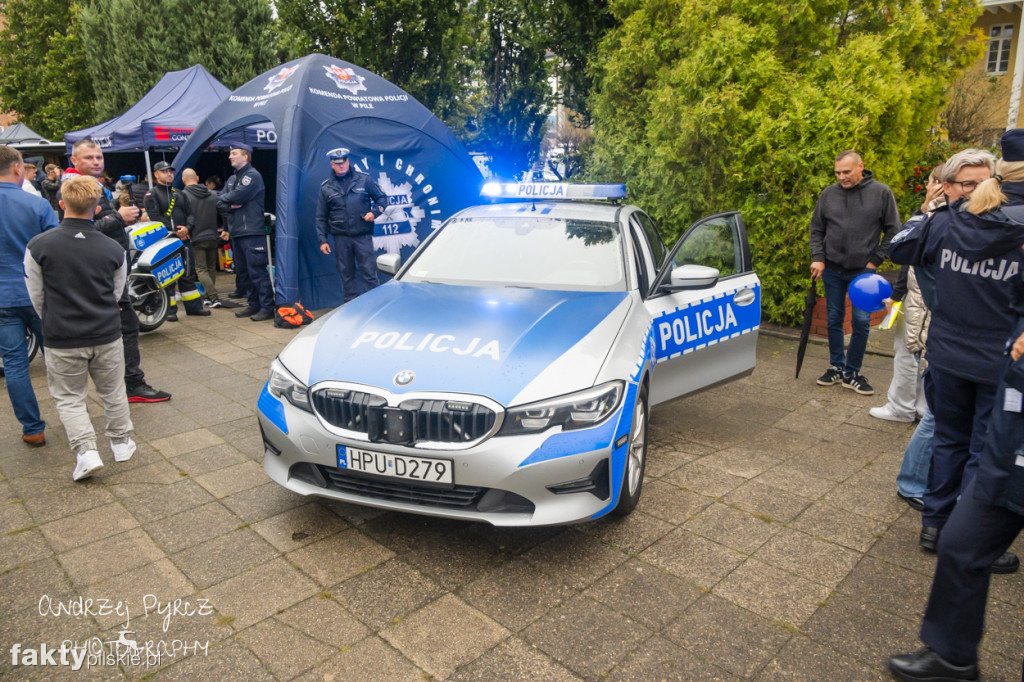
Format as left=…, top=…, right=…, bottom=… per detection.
left=151, top=640, right=274, bottom=681
left=521, top=595, right=649, bottom=679
left=834, top=556, right=932, bottom=621
left=219, top=481, right=306, bottom=523
left=400, top=528, right=510, bottom=590
left=275, top=594, right=371, bottom=649
left=0, top=528, right=51, bottom=573
left=791, top=501, right=888, bottom=553
left=169, top=443, right=248, bottom=477
left=663, top=594, right=792, bottom=679
left=144, top=501, right=241, bottom=554
left=193, top=459, right=268, bottom=498
left=40, top=501, right=139, bottom=553
left=636, top=479, right=713, bottom=525
left=754, top=527, right=862, bottom=588
left=0, top=557, right=77, bottom=614
left=607, top=635, right=739, bottom=681
left=577, top=510, right=675, bottom=554
left=684, top=502, right=781, bottom=554
left=698, top=446, right=781, bottom=479
left=524, top=529, right=628, bottom=590
left=712, top=558, right=831, bottom=627
left=756, top=635, right=889, bottom=681
left=584, top=558, right=703, bottom=631
left=238, top=618, right=336, bottom=679
left=450, top=637, right=581, bottom=681
left=293, top=636, right=423, bottom=682
left=333, top=558, right=446, bottom=630
left=721, top=479, right=814, bottom=523
left=382, top=594, right=509, bottom=679
left=251, top=502, right=350, bottom=552
left=802, top=593, right=921, bottom=669
left=639, top=529, right=745, bottom=590
left=150, top=428, right=225, bottom=458
left=169, top=528, right=278, bottom=589
left=21, top=483, right=115, bottom=524
left=286, top=528, right=394, bottom=586
left=58, top=527, right=165, bottom=587
left=202, top=557, right=318, bottom=630
left=121, top=479, right=215, bottom=525
left=663, top=461, right=746, bottom=498
left=459, top=557, right=577, bottom=632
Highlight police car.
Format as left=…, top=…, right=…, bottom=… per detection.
left=258, top=183, right=760, bottom=526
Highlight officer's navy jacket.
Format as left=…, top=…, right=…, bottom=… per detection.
left=315, top=169, right=386, bottom=242
left=890, top=186, right=1024, bottom=384
left=217, top=163, right=265, bottom=239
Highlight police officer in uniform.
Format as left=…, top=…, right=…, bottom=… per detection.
left=217, top=143, right=272, bottom=321
left=889, top=309, right=1024, bottom=680
left=890, top=133, right=1024, bottom=580
left=144, top=161, right=209, bottom=320
left=315, top=147, right=387, bottom=302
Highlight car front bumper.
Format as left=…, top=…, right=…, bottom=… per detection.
left=257, top=384, right=634, bottom=526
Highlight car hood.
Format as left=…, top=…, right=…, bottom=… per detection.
left=294, top=282, right=629, bottom=405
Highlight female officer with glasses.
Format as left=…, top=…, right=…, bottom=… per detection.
left=315, top=148, right=387, bottom=303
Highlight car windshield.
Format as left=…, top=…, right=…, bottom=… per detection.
left=400, top=215, right=625, bottom=291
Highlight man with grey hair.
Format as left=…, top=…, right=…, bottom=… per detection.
left=810, top=149, right=902, bottom=395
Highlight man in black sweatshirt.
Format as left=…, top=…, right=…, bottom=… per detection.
left=180, top=168, right=235, bottom=307
left=809, top=149, right=901, bottom=396
left=24, top=175, right=137, bottom=481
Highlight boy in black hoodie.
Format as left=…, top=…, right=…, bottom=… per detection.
left=180, top=168, right=232, bottom=307
left=24, top=175, right=136, bottom=481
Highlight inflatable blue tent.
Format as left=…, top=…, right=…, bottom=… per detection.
left=171, top=53, right=483, bottom=310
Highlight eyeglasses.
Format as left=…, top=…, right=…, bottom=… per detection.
left=951, top=180, right=980, bottom=191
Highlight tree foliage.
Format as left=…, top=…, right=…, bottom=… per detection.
left=80, top=0, right=277, bottom=120
left=588, top=0, right=983, bottom=324
left=544, top=0, right=616, bottom=126
left=0, top=0, right=96, bottom=139
left=275, top=0, right=478, bottom=135
left=474, top=0, right=554, bottom=179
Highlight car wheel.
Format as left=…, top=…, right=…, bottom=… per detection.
left=612, top=383, right=647, bottom=516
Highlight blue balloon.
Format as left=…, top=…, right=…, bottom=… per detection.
left=848, top=273, right=893, bottom=312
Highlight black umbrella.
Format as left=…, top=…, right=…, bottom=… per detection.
left=795, top=277, right=818, bottom=379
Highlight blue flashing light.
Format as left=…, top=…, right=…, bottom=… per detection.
left=481, top=182, right=627, bottom=201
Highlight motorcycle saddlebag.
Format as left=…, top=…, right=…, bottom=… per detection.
left=128, top=221, right=170, bottom=252
left=136, top=237, right=186, bottom=287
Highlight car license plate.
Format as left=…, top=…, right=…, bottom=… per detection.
left=338, top=445, right=453, bottom=485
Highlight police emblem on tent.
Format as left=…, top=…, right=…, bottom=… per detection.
left=372, top=172, right=426, bottom=255
left=323, top=65, right=367, bottom=94
left=265, top=66, right=299, bottom=93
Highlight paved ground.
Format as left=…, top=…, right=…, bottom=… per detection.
left=1, top=298, right=1022, bottom=681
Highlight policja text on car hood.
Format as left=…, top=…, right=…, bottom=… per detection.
left=297, top=282, right=630, bottom=405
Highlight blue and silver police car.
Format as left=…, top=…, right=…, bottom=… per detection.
left=258, top=183, right=760, bottom=526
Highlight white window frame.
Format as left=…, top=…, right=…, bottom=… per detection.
left=988, top=24, right=1015, bottom=76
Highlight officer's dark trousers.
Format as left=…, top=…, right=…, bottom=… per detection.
left=230, top=236, right=251, bottom=297
left=120, top=304, right=145, bottom=390
left=234, top=235, right=274, bottom=313
left=167, top=241, right=204, bottom=314
left=332, top=234, right=379, bottom=302
left=920, top=477, right=1024, bottom=666
left=922, top=368, right=997, bottom=528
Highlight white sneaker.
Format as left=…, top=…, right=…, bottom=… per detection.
left=869, top=405, right=915, bottom=423
left=72, top=450, right=104, bottom=481
left=111, top=438, right=137, bottom=463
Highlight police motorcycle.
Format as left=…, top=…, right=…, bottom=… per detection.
left=121, top=175, right=187, bottom=333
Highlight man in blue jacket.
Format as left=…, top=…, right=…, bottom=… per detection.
left=218, top=143, right=272, bottom=321
left=0, top=145, right=58, bottom=447
left=315, top=148, right=387, bottom=302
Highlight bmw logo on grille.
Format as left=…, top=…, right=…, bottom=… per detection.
left=394, top=370, right=415, bottom=386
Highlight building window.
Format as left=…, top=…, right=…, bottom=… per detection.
left=988, top=24, right=1014, bottom=75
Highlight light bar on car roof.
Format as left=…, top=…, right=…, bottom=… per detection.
left=480, top=182, right=627, bottom=200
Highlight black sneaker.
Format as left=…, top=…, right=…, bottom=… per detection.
left=842, top=374, right=874, bottom=395
left=816, top=365, right=844, bottom=386
left=235, top=307, right=259, bottom=318
left=206, top=300, right=223, bottom=308
left=127, top=383, right=172, bottom=403
left=166, top=309, right=178, bottom=322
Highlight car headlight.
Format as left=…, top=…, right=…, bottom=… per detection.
left=499, top=381, right=624, bottom=436
left=268, top=358, right=312, bottom=412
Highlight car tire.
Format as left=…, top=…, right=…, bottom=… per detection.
left=612, top=383, right=647, bottom=517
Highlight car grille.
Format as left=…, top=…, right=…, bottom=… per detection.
left=291, top=462, right=485, bottom=509
left=311, top=390, right=497, bottom=444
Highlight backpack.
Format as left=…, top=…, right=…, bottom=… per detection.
left=274, top=302, right=314, bottom=328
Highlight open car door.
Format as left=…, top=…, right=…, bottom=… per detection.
left=643, top=211, right=760, bottom=405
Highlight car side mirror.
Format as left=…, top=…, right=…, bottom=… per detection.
left=377, top=253, right=401, bottom=275
left=665, top=264, right=719, bottom=290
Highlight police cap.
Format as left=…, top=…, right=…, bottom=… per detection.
left=153, top=161, right=175, bottom=172
left=326, top=147, right=350, bottom=162
left=1001, top=129, right=1024, bottom=162
left=230, top=142, right=253, bottom=154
